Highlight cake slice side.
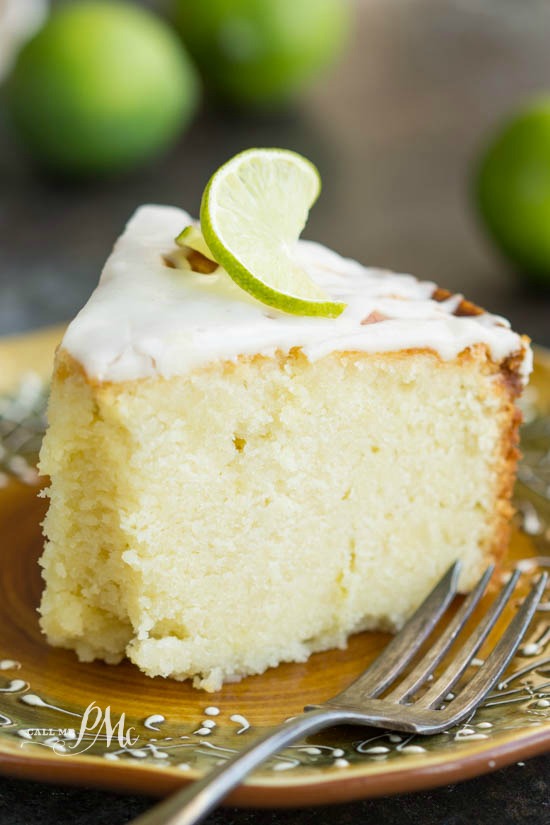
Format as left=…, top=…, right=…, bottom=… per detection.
left=39, top=355, right=135, bottom=664
left=39, top=343, right=521, bottom=691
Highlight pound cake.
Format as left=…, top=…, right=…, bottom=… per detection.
left=38, top=161, right=531, bottom=692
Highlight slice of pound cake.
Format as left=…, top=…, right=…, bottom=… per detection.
left=39, top=151, right=531, bottom=691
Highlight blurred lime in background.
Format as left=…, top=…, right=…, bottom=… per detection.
left=476, top=99, right=550, bottom=289
left=171, top=0, right=350, bottom=108
left=5, top=1, right=199, bottom=176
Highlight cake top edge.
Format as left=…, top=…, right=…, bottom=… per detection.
left=61, top=204, right=532, bottom=384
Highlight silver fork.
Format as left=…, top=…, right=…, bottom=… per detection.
left=130, top=561, right=547, bottom=825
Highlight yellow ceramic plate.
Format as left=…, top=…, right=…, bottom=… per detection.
left=0, top=326, right=548, bottom=806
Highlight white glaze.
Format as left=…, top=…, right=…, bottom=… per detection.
left=521, top=643, right=541, bottom=656
left=229, top=714, right=250, bottom=734
left=143, top=714, right=165, bottom=731
left=19, top=693, right=81, bottom=717
left=62, top=205, right=531, bottom=384
left=0, top=680, right=27, bottom=693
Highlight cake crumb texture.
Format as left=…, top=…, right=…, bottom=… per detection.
left=39, top=345, right=519, bottom=691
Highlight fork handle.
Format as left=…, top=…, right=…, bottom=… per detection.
left=130, top=706, right=353, bottom=825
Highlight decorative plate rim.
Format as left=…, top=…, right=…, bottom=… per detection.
left=0, top=326, right=549, bottom=805
left=0, top=722, right=549, bottom=806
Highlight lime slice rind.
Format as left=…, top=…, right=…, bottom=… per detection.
left=175, top=224, right=216, bottom=260
left=200, top=148, right=346, bottom=318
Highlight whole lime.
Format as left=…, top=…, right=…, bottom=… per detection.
left=6, top=1, right=199, bottom=175
left=476, top=99, right=550, bottom=288
left=171, top=0, right=349, bottom=107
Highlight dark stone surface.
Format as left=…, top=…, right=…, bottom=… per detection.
left=0, top=1, right=549, bottom=823
left=0, top=756, right=549, bottom=825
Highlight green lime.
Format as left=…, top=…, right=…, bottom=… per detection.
left=175, top=224, right=215, bottom=260
left=171, top=0, right=349, bottom=107
left=6, top=1, right=199, bottom=175
left=476, top=99, right=550, bottom=288
left=199, top=148, right=346, bottom=317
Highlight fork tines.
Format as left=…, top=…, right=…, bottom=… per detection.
left=330, top=560, right=548, bottom=724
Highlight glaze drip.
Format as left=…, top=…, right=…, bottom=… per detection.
left=62, top=205, right=531, bottom=384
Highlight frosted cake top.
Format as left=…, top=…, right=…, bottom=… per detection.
left=62, top=205, right=531, bottom=383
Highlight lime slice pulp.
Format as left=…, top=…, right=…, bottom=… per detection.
left=199, top=148, right=346, bottom=317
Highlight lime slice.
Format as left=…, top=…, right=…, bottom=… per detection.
left=175, top=224, right=215, bottom=260
left=200, top=148, right=346, bottom=317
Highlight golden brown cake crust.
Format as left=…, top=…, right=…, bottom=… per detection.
left=488, top=368, right=523, bottom=575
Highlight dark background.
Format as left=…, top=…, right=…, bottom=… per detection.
left=1, top=0, right=550, bottom=344
left=0, top=1, right=549, bottom=823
